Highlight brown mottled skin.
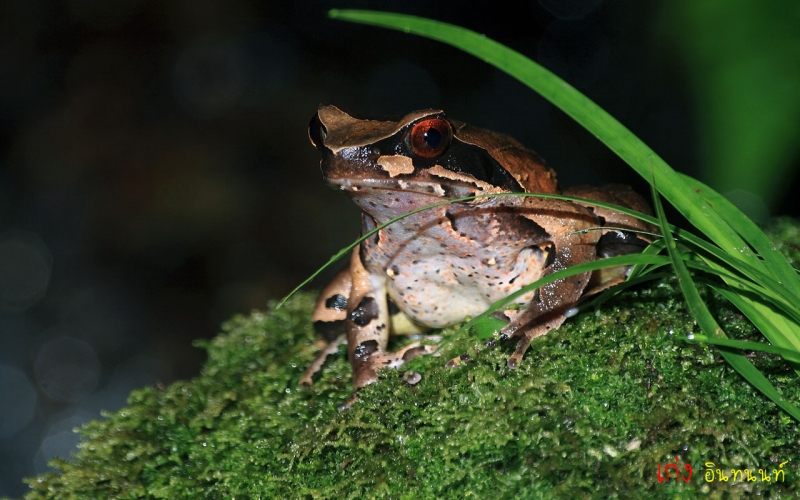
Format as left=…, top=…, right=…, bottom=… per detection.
left=302, top=105, right=653, bottom=401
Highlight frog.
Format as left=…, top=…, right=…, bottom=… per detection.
left=300, top=104, right=653, bottom=398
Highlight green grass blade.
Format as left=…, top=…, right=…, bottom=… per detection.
left=578, top=272, right=674, bottom=312
left=280, top=191, right=660, bottom=307
left=455, top=253, right=671, bottom=337
left=627, top=239, right=667, bottom=280
left=651, top=180, right=800, bottom=419
left=686, top=333, right=800, bottom=364
left=679, top=174, right=800, bottom=297
left=685, top=261, right=800, bottom=328
left=712, top=285, right=800, bottom=360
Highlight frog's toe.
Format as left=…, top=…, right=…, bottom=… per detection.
left=299, top=335, right=346, bottom=386
left=502, top=310, right=569, bottom=370
left=351, top=342, right=437, bottom=390
left=337, top=392, right=359, bottom=411
left=445, top=352, right=472, bottom=368
left=382, top=342, right=438, bottom=369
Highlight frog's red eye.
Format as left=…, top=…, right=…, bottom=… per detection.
left=308, top=113, right=327, bottom=149
left=406, top=118, right=452, bottom=159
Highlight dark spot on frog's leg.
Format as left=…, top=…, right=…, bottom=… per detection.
left=350, top=297, right=379, bottom=326
left=313, top=319, right=347, bottom=342
left=325, top=294, right=348, bottom=311
left=544, top=244, right=556, bottom=268
left=445, top=211, right=458, bottom=232
left=354, top=339, right=379, bottom=360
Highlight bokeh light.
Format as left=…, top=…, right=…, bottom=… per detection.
left=0, top=365, right=37, bottom=439
left=0, top=232, right=52, bottom=312
left=34, top=337, right=100, bottom=403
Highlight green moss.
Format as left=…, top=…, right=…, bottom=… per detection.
left=18, top=222, right=800, bottom=499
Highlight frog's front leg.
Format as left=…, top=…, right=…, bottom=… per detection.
left=346, top=247, right=437, bottom=390
left=501, top=200, right=599, bottom=369
left=345, top=245, right=391, bottom=388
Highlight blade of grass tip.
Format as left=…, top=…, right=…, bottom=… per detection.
left=277, top=245, right=356, bottom=308
left=652, top=179, right=800, bottom=420
left=327, top=9, right=755, bottom=274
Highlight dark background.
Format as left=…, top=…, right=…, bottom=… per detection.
left=1, top=1, right=798, bottom=496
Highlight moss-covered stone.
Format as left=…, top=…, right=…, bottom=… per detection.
left=17, top=219, right=800, bottom=499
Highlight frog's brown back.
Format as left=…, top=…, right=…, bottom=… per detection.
left=451, top=121, right=559, bottom=194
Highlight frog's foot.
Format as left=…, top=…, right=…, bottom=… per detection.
left=445, top=353, right=472, bottom=368
left=502, top=309, right=568, bottom=369
left=337, top=392, right=359, bottom=412
left=382, top=341, right=438, bottom=368
left=298, top=334, right=346, bottom=386
left=444, top=310, right=518, bottom=368
left=352, top=341, right=438, bottom=390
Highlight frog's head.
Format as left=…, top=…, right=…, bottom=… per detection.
left=308, top=105, right=559, bottom=209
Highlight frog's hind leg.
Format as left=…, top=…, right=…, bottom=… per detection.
left=505, top=308, right=569, bottom=369
left=298, top=334, right=346, bottom=386
left=299, top=267, right=353, bottom=387
left=311, top=267, right=353, bottom=341
left=336, top=340, right=438, bottom=411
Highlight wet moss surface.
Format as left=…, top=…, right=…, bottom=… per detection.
left=17, top=219, right=800, bottom=499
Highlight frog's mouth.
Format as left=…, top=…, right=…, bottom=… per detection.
left=323, top=175, right=502, bottom=200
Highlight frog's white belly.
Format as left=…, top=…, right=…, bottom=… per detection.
left=385, top=247, right=545, bottom=327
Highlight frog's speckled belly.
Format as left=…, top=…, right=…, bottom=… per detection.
left=384, top=245, right=547, bottom=327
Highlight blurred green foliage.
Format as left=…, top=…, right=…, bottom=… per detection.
left=661, top=1, right=800, bottom=220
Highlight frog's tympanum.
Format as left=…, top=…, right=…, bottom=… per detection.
left=301, top=105, right=653, bottom=398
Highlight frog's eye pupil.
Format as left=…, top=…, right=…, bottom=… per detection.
left=407, top=118, right=452, bottom=159
left=423, top=128, right=441, bottom=149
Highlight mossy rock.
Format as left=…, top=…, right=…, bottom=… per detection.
left=18, top=219, right=800, bottom=499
